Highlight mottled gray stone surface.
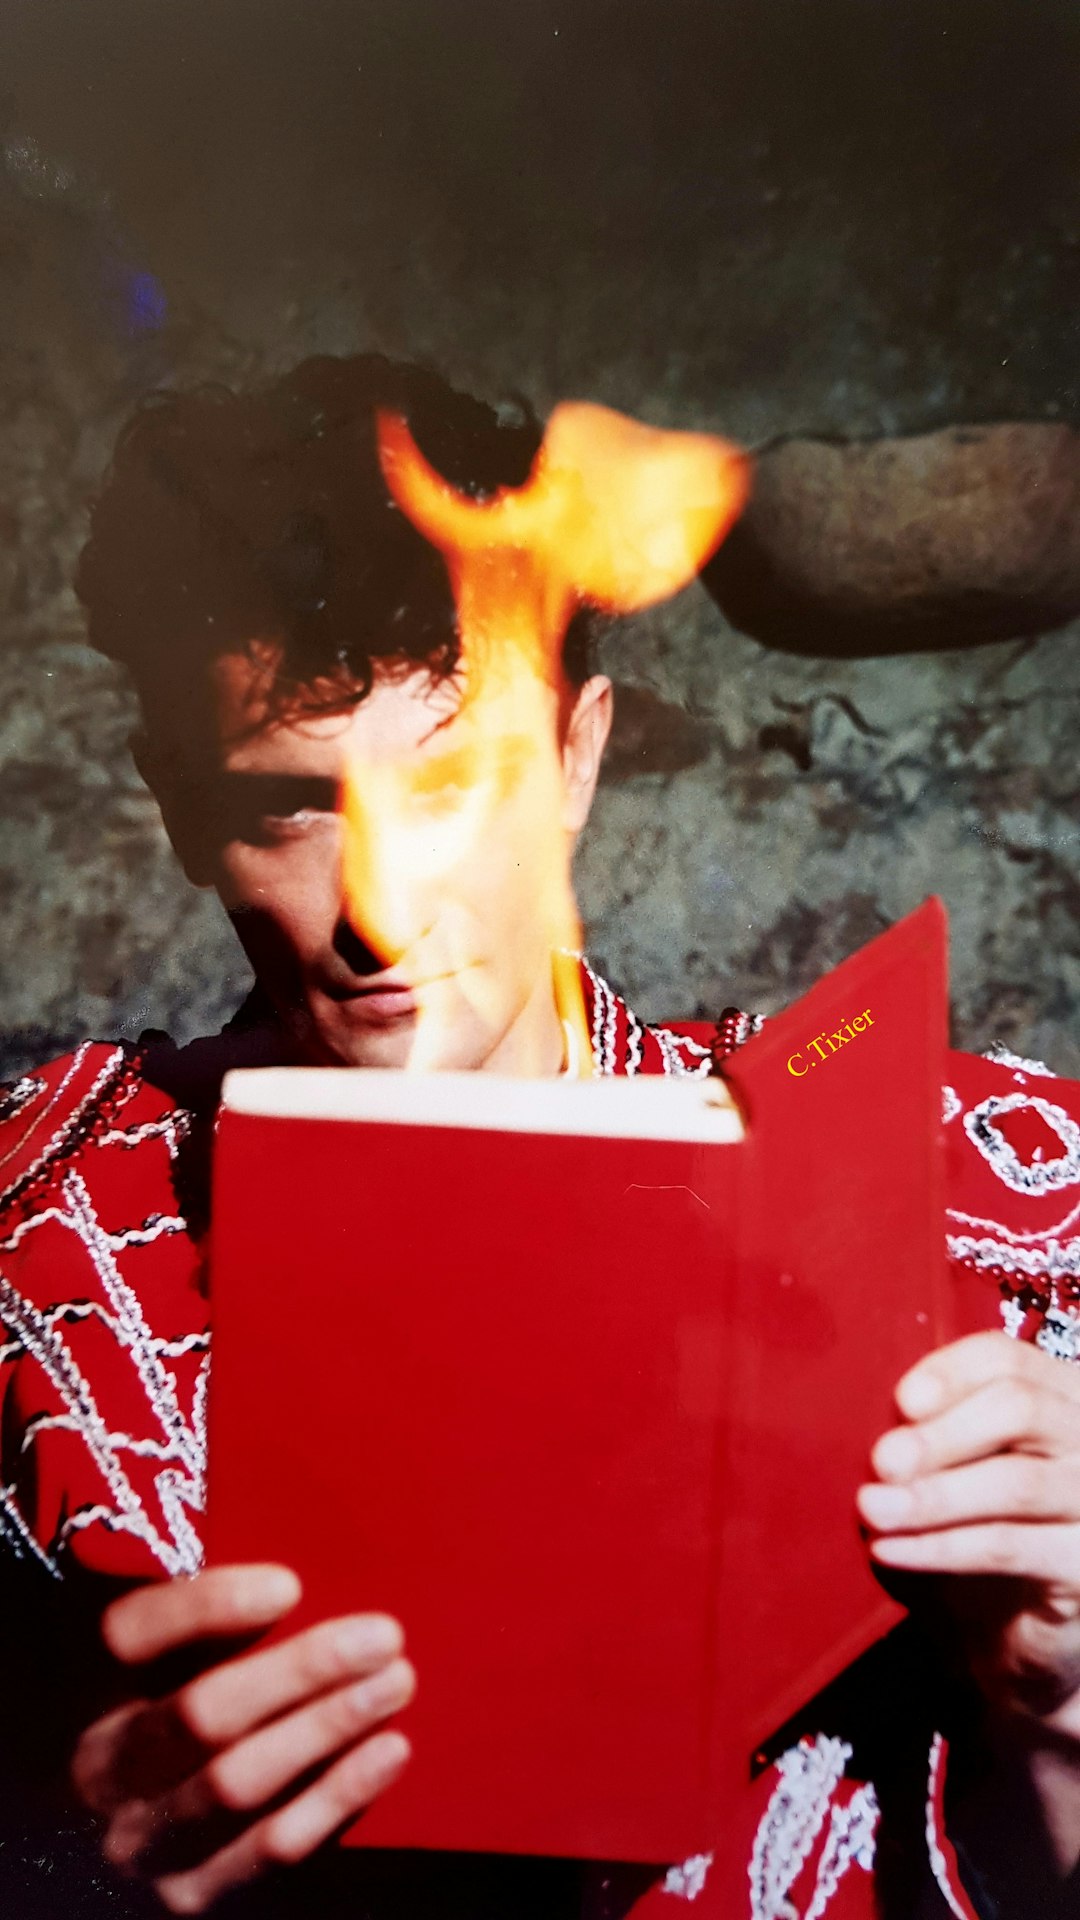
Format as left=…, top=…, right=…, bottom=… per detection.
left=2, top=0, right=1080, bottom=1081
left=584, top=613, right=1080, bottom=1075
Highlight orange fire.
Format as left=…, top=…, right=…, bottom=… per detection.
left=341, top=401, right=749, bottom=1073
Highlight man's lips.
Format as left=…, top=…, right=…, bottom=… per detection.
left=318, top=975, right=419, bottom=1022
left=316, top=963, right=479, bottom=1025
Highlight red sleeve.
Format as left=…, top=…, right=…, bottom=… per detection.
left=0, top=1046, right=208, bottom=1581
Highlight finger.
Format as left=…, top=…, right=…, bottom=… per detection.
left=90, top=1612, right=406, bottom=1810
left=894, top=1331, right=1080, bottom=1423
left=871, top=1520, right=1080, bottom=1583
left=174, top=1611, right=406, bottom=1750
left=76, top=1697, right=217, bottom=1813
left=208, top=1658, right=414, bottom=1814
left=259, top=1726, right=411, bottom=1861
left=858, top=1454, right=1080, bottom=1534
left=72, top=1701, right=153, bottom=1815
left=99, top=1657, right=415, bottom=1875
left=149, top=1731, right=411, bottom=1912
left=872, top=1376, right=1080, bottom=1483
left=103, top=1566, right=302, bottom=1666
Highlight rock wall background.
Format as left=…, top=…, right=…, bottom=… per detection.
left=2, top=0, right=1080, bottom=1079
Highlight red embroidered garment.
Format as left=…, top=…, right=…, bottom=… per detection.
left=1, top=980, right=1078, bottom=1920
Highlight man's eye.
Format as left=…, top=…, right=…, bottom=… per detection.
left=255, top=806, right=333, bottom=841
left=264, top=807, right=321, bottom=828
left=216, top=774, right=339, bottom=844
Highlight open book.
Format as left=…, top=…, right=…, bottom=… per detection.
left=206, top=898, right=948, bottom=1862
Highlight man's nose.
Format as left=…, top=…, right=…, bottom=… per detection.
left=331, top=915, right=395, bottom=978
left=335, top=838, right=421, bottom=971
left=338, top=773, right=432, bottom=966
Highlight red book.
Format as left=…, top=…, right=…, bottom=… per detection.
left=205, top=898, right=949, bottom=1863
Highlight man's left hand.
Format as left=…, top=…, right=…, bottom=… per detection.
left=858, top=1330, right=1080, bottom=1731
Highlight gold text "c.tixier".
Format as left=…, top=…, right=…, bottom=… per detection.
left=787, top=1009, right=874, bottom=1078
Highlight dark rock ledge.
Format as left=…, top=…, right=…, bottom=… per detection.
left=705, top=424, right=1080, bottom=655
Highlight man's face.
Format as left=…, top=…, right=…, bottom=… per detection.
left=165, top=650, right=610, bottom=1073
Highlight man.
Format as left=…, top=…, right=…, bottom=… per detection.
left=3, top=354, right=1080, bottom=1919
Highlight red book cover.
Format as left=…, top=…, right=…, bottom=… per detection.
left=205, top=897, right=949, bottom=1863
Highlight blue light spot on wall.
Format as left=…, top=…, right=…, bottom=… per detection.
left=126, top=270, right=167, bottom=335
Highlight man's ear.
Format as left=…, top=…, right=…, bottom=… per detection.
left=131, top=729, right=216, bottom=889
left=562, top=675, right=613, bottom=835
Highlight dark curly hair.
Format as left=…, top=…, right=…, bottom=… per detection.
left=76, top=353, right=594, bottom=731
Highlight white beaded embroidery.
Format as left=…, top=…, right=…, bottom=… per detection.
left=982, top=1044, right=1057, bottom=1078
left=661, top=1851, right=713, bottom=1901
left=925, top=1734, right=974, bottom=1920
left=804, top=1782, right=879, bottom=1920
left=749, top=1735, right=854, bottom=1920
left=946, top=1229, right=1080, bottom=1282
left=1036, top=1306, right=1080, bottom=1363
left=964, top=1092, right=1080, bottom=1196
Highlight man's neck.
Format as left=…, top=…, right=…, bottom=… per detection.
left=481, top=967, right=569, bottom=1079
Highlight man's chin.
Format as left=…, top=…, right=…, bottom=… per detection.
left=289, top=998, right=421, bottom=1070
left=317, top=1023, right=420, bottom=1071
left=296, top=980, right=499, bottom=1072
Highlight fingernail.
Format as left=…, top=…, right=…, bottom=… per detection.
left=873, top=1428, right=921, bottom=1481
left=898, top=1371, right=942, bottom=1418
left=372, top=1730, right=411, bottom=1777
left=336, top=1615, right=402, bottom=1665
left=261, top=1567, right=303, bottom=1611
left=857, top=1482, right=914, bottom=1528
left=869, top=1536, right=915, bottom=1566
left=347, top=1662, right=408, bottom=1717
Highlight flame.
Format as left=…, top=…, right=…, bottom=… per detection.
left=341, top=401, right=749, bottom=1074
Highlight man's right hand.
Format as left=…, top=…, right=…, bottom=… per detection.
left=71, top=1563, right=415, bottom=1914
